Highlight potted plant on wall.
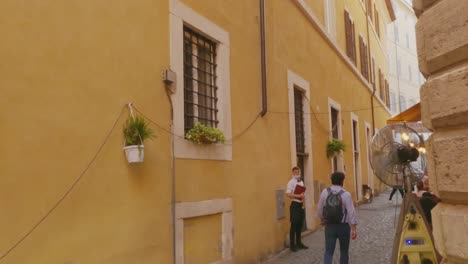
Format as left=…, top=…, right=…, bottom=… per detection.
left=123, top=115, right=154, bottom=163
left=186, top=122, right=226, bottom=144
left=326, top=138, right=346, bottom=158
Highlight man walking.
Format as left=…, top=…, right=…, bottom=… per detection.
left=285, top=166, right=308, bottom=252
left=317, top=172, right=357, bottom=264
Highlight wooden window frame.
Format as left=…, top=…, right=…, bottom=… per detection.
left=374, top=5, right=380, bottom=38
left=344, top=10, right=357, bottom=65
left=359, top=36, right=369, bottom=81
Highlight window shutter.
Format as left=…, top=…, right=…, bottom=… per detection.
left=351, top=21, right=356, bottom=64
left=374, top=5, right=378, bottom=26
left=359, top=37, right=369, bottom=80
left=359, top=36, right=364, bottom=75
left=386, top=80, right=390, bottom=108
left=364, top=44, right=369, bottom=80
left=367, top=0, right=373, bottom=20
left=378, top=69, right=382, bottom=99
left=375, top=8, right=380, bottom=38
left=344, top=10, right=352, bottom=59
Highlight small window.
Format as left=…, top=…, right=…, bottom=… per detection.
left=406, top=34, right=409, bottom=48
left=183, top=26, right=219, bottom=133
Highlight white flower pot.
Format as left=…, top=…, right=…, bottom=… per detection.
left=123, top=145, right=144, bottom=163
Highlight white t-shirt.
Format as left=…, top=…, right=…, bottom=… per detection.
left=286, top=177, right=305, bottom=203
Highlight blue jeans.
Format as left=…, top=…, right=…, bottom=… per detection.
left=324, top=224, right=351, bottom=264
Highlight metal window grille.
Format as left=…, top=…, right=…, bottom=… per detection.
left=294, top=89, right=305, bottom=155
left=331, top=107, right=339, bottom=172
left=183, top=26, right=219, bottom=134
left=331, top=107, right=339, bottom=139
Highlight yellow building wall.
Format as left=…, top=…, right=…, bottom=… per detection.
left=175, top=0, right=293, bottom=262
left=184, top=214, right=222, bottom=264
left=305, top=0, right=325, bottom=26
left=0, top=0, right=393, bottom=263
left=270, top=0, right=392, bottom=198
left=0, top=0, right=173, bottom=263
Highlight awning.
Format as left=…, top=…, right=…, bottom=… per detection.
left=387, top=103, right=421, bottom=124
left=387, top=103, right=432, bottom=133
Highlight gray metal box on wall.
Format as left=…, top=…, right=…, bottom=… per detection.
left=275, top=189, right=286, bottom=220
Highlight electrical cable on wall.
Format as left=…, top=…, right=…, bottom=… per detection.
left=133, top=105, right=262, bottom=144
left=133, top=93, right=420, bottom=144
left=0, top=105, right=126, bottom=262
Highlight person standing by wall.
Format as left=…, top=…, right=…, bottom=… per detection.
left=285, top=166, right=308, bottom=252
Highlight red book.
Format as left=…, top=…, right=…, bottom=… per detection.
left=294, top=185, right=306, bottom=201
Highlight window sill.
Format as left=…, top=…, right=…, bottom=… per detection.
left=174, top=137, right=232, bottom=161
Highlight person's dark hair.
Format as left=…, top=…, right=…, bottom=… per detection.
left=331, top=172, right=345, bottom=186
left=292, top=166, right=300, bottom=172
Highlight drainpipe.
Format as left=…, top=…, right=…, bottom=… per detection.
left=260, top=0, right=267, bottom=116
left=165, top=86, right=176, bottom=264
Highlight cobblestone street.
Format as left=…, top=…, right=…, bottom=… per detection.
left=265, top=189, right=403, bottom=264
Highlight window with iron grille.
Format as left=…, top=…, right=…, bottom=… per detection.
left=294, top=89, right=305, bottom=155
left=183, top=26, right=219, bottom=134
left=331, top=107, right=339, bottom=172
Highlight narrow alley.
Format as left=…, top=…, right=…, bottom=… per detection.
left=265, top=189, right=402, bottom=264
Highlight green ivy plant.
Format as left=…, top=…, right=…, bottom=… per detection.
left=123, top=115, right=155, bottom=146
left=326, top=139, right=346, bottom=158
left=186, top=122, right=226, bottom=144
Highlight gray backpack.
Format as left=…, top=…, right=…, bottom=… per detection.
left=323, top=188, right=346, bottom=224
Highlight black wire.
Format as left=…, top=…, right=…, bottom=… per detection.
left=133, top=106, right=185, bottom=140
left=133, top=105, right=262, bottom=144
left=0, top=106, right=126, bottom=262
left=133, top=93, right=420, bottom=143
left=225, top=112, right=262, bottom=143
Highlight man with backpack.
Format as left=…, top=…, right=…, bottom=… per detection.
left=317, top=172, right=357, bottom=264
